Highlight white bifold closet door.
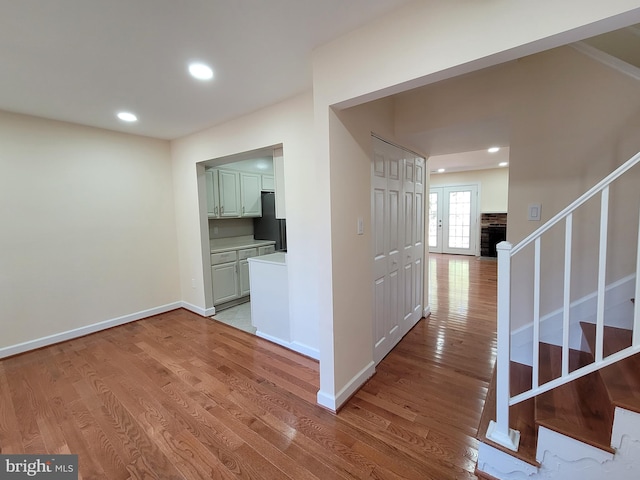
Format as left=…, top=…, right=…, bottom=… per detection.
left=372, top=137, right=425, bottom=365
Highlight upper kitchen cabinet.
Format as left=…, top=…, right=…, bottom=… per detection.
left=218, top=169, right=242, bottom=217
left=239, top=172, right=262, bottom=217
left=204, top=144, right=282, bottom=219
left=206, top=168, right=262, bottom=218
left=273, top=147, right=286, bottom=219
left=261, top=175, right=275, bottom=192
left=205, top=169, right=219, bottom=217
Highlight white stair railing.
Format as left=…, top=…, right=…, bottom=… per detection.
left=487, top=151, right=640, bottom=452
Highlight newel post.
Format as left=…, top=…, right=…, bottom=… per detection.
left=486, top=241, right=520, bottom=451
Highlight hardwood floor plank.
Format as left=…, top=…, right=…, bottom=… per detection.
left=0, top=254, right=498, bottom=479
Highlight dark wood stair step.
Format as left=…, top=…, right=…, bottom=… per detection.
left=535, top=342, right=614, bottom=453
left=581, top=322, right=640, bottom=414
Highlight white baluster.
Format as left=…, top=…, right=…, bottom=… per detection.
left=562, top=214, right=572, bottom=376
left=533, top=238, right=541, bottom=389
left=596, top=187, right=609, bottom=362
left=634, top=207, right=640, bottom=347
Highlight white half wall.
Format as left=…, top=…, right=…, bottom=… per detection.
left=0, top=110, right=180, bottom=350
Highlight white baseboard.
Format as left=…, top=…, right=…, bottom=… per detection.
left=0, top=301, right=182, bottom=359
left=423, top=305, right=431, bottom=318
left=181, top=301, right=215, bottom=317
left=511, top=274, right=635, bottom=366
left=255, top=331, right=319, bottom=360
left=316, top=360, right=375, bottom=412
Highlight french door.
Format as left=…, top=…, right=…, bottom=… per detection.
left=429, top=185, right=479, bottom=255
left=372, top=137, right=425, bottom=365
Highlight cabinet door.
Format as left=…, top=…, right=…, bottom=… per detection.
left=273, top=147, right=286, bottom=219
left=211, top=262, right=239, bottom=305
left=218, top=170, right=241, bottom=217
left=240, top=173, right=262, bottom=217
left=261, top=175, right=275, bottom=192
left=205, top=170, right=220, bottom=218
left=258, top=245, right=275, bottom=256
left=239, top=259, right=251, bottom=297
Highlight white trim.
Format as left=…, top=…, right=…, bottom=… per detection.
left=0, top=301, right=182, bottom=359
left=316, top=361, right=376, bottom=412
left=181, top=301, right=215, bottom=317
left=536, top=426, right=614, bottom=464
left=477, top=442, right=538, bottom=478
left=255, top=331, right=320, bottom=360
left=572, top=41, right=640, bottom=82
left=612, top=407, right=640, bottom=449
left=290, top=341, right=320, bottom=360
left=423, top=305, right=431, bottom=318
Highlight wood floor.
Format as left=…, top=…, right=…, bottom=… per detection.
left=0, top=254, right=497, bottom=479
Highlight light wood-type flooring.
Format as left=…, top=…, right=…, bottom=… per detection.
left=0, top=254, right=497, bottom=479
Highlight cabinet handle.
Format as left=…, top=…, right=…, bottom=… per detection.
left=242, top=206, right=245, bottom=214
left=215, top=206, right=218, bottom=216
left=221, top=206, right=224, bottom=215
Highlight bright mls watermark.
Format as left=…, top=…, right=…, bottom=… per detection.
left=1, top=455, right=77, bottom=479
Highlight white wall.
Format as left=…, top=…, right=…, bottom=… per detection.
left=394, top=45, right=640, bottom=329
left=170, top=92, right=319, bottom=352
left=0, top=111, right=180, bottom=352
left=430, top=168, right=509, bottom=213
left=310, top=0, right=640, bottom=408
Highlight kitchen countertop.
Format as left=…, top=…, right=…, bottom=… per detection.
left=247, top=252, right=286, bottom=265
left=210, top=235, right=276, bottom=254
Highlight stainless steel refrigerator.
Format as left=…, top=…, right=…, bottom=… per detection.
left=253, top=192, right=287, bottom=251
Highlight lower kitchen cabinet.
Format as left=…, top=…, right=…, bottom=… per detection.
left=211, top=242, right=276, bottom=307
left=239, top=259, right=251, bottom=297
left=211, top=261, right=239, bottom=305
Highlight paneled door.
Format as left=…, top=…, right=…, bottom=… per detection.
left=372, top=137, right=425, bottom=365
left=429, top=185, right=479, bottom=255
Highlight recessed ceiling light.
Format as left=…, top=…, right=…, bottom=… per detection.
left=117, top=111, right=138, bottom=122
left=437, top=168, right=446, bottom=173
left=499, top=161, right=509, bottom=167
left=488, top=147, right=500, bottom=153
left=189, top=62, right=214, bottom=80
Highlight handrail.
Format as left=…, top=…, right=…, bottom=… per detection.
left=511, top=151, right=640, bottom=256
left=487, top=150, right=640, bottom=453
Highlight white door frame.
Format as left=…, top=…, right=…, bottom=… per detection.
left=429, top=183, right=480, bottom=256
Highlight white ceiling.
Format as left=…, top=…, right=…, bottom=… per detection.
left=0, top=0, right=412, bottom=140
left=428, top=148, right=510, bottom=174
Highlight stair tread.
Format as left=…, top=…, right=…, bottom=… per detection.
left=536, top=342, right=615, bottom=453
left=581, top=322, right=640, bottom=414
left=477, top=363, right=538, bottom=466
left=581, top=322, right=633, bottom=357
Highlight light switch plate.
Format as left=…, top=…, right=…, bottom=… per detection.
left=528, top=203, right=541, bottom=221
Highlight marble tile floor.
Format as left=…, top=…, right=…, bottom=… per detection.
left=211, top=301, right=256, bottom=334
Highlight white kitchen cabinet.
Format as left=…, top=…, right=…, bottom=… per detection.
left=211, top=262, right=239, bottom=305
left=273, top=147, right=286, bottom=219
left=218, top=169, right=242, bottom=217
left=239, top=259, right=251, bottom=297
left=240, top=172, right=262, bottom=217
left=261, top=175, right=275, bottom=192
left=205, top=169, right=221, bottom=218
left=258, top=245, right=275, bottom=256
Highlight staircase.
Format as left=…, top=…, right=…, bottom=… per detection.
left=478, top=321, right=640, bottom=478
left=476, top=150, right=640, bottom=479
